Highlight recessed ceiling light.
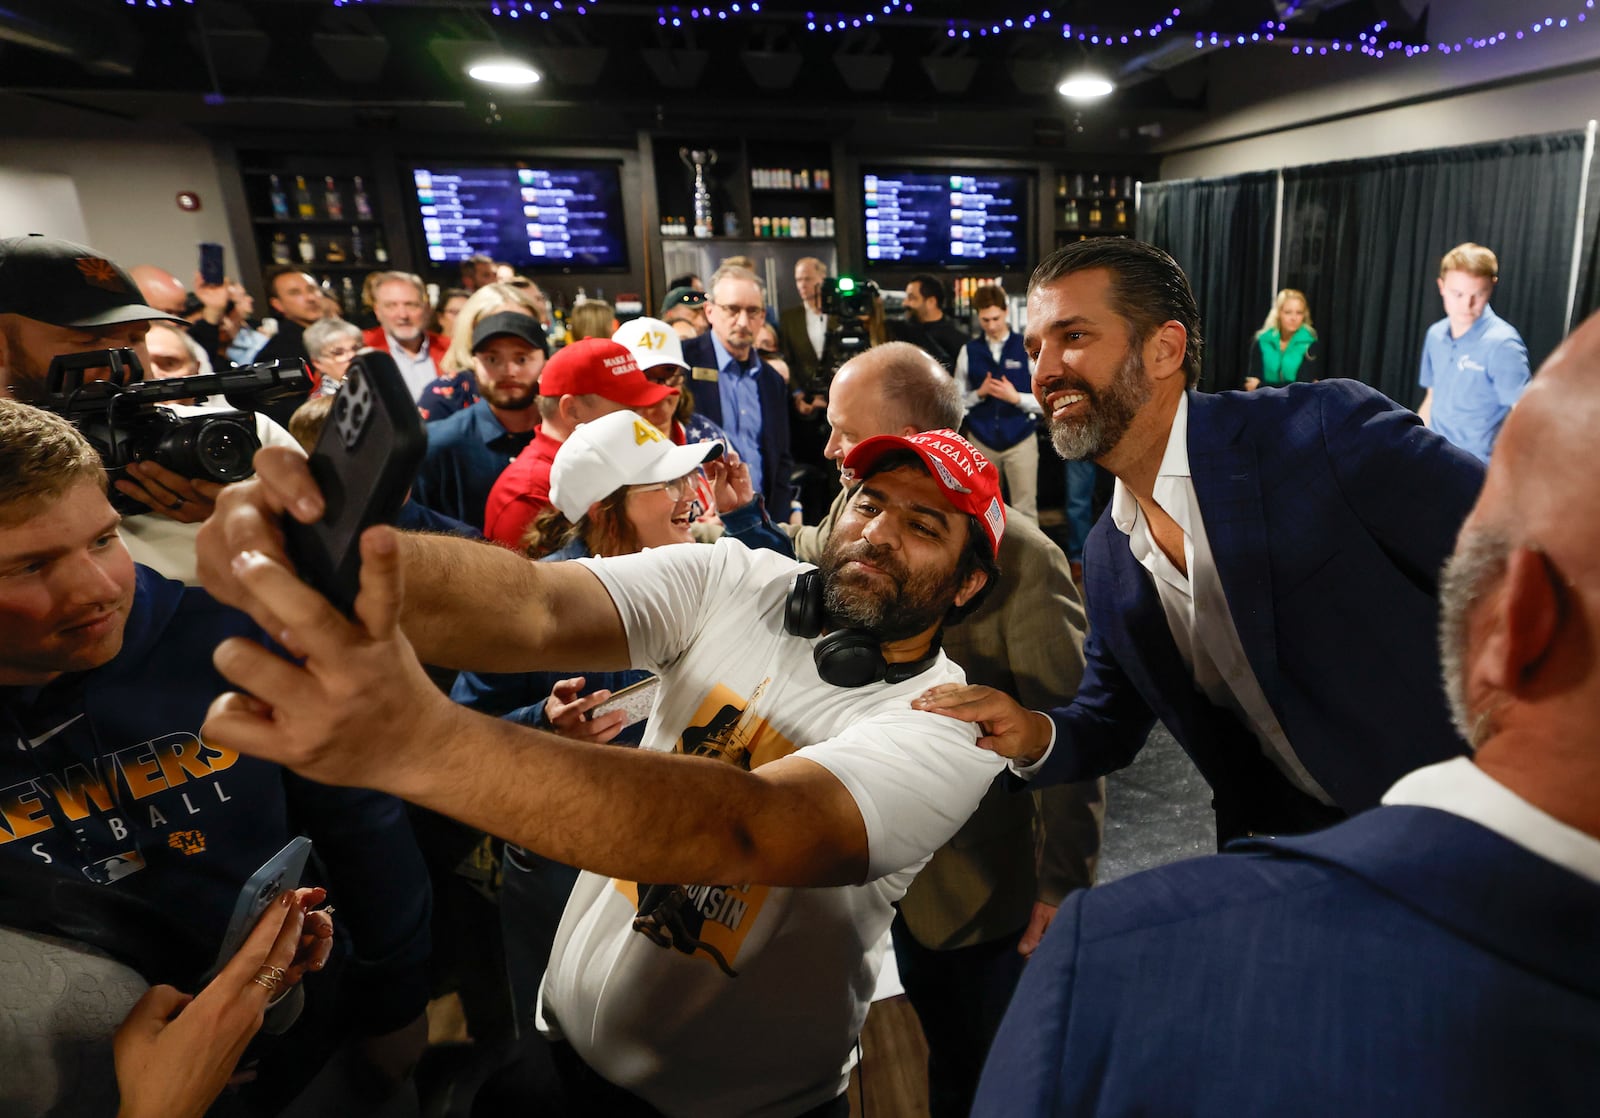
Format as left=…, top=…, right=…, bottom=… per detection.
left=1058, top=73, right=1115, bottom=100
left=468, top=59, right=542, bottom=86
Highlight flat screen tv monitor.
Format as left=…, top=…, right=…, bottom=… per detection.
left=409, top=161, right=629, bottom=271
left=861, top=168, right=1032, bottom=269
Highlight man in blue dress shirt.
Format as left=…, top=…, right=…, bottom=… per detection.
left=1417, top=241, right=1531, bottom=462
left=682, top=264, right=794, bottom=515
left=971, top=306, right=1600, bottom=1118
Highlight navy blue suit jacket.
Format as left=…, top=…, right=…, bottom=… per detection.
left=973, top=806, right=1600, bottom=1117
left=682, top=333, right=794, bottom=513
left=1035, top=381, right=1484, bottom=834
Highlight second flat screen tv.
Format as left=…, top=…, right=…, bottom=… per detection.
left=862, top=168, right=1032, bottom=269
left=410, top=161, right=629, bottom=271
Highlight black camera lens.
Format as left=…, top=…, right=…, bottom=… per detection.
left=195, top=423, right=258, bottom=482
left=151, top=413, right=261, bottom=483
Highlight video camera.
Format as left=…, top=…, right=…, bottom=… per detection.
left=820, top=275, right=879, bottom=319
left=36, top=349, right=313, bottom=514
left=814, top=276, right=882, bottom=393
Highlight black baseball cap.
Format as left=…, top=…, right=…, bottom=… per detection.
left=0, top=234, right=185, bottom=328
left=471, top=310, right=549, bottom=354
left=659, top=286, right=707, bottom=316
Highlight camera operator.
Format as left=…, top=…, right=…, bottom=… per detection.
left=0, top=235, right=303, bottom=584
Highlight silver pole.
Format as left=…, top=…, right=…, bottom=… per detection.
left=1270, top=168, right=1285, bottom=300
left=1564, top=119, right=1597, bottom=333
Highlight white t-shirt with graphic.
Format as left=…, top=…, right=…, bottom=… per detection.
left=537, top=538, right=1002, bottom=1118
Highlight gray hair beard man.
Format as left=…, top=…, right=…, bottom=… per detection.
left=969, top=308, right=1600, bottom=1118
left=792, top=340, right=1104, bottom=1118
left=917, top=239, right=1483, bottom=845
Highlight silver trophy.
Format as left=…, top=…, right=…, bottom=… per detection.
left=679, top=147, right=719, bottom=239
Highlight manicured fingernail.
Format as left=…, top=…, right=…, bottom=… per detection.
left=296, top=497, right=322, bottom=519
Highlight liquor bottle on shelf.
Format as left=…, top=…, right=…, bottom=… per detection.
left=350, top=225, right=365, bottom=263
left=1071, top=172, right=1086, bottom=196
left=353, top=176, right=374, bottom=221
left=1064, top=198, right=1080, bottom=228
left=324, top=177, right=344, bottom=221
left=294, top=175, right=315, bottom=220
left=1057, top=173, right=1068, bottom=198
left=372, top=230, right=389, bottom=264
left=1107, top=177, right=1119, bottom=199
left=1089, top=173, right=1103, bottom=198
left=1114, top=200, right=1129, bottom=229
left=270, top=232, right=292, bottom=265
left=268, top=174, right=290, bottom=219
left=326, top=238, right=347, bottom=264
left=341, top=276, right=357, bottom=315
left=296, top=233, right=316, bottom=264
left=1087, top=198, right=1104, bottom=229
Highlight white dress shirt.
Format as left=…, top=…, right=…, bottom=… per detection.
left=1384, top=757, right=1600, bottom=886
left=804, top=304, right=826, bottom=361
left=1107, top=393, right=1334, bottom=805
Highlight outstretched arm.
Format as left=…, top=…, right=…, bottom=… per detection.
left=202, top=533, right=872, bottom=888
left=197, top=447, right=630, bottom=674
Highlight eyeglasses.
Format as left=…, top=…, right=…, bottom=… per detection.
left=629, top=474, right=694, bottom=500
left=712, top=302, right=766, bottom=322
left=643, top=367, right=685, bottom=386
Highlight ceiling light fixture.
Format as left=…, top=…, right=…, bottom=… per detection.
left=1058, top=72, right=1114, bottom=99
left=467, top=59, right=543, bottom=85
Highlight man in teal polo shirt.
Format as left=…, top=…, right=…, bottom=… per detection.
left=1417, top=242, right=1530, bottom=462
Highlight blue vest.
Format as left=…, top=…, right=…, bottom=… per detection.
left=965, top=331, right=1035, bottom=451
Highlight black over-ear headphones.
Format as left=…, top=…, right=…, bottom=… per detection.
left=784, top=569, right=941, bottom=688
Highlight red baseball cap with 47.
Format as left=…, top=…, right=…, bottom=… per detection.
left=843, top=428, right=1007, bottom=559
left=537, top=337, right=675, bottom=407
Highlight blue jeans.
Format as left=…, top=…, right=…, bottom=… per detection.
left=1064, top=459, right=1098, bottom=562
left=500, top=845, right=582, bottom=1036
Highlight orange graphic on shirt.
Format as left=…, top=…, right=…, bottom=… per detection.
left=616, top=679, right=794, bottom=974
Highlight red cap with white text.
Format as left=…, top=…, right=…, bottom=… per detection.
left=537, top=337, right=674, bottom=406
left=843, top=428, right=1006, bottom=558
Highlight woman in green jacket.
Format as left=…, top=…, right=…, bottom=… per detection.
left=1245, top=288, right=1324, bottom=388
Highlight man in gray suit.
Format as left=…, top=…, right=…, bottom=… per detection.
left=790, top=341, right=1104, bottom=1118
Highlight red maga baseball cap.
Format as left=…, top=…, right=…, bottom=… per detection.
left=843, top=428, right=1007, bottom=558
left=537, top=337, right=676, bottom=407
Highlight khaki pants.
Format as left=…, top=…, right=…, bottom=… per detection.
left=969, top=430, right=1039, bottom=520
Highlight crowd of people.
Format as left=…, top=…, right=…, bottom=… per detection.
left=0, top=223, right=1588, bottom=1118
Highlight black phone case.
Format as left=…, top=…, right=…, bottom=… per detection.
left=284, top=351, right=426, bottom=615
left=199, top=242, right=225, bottom=287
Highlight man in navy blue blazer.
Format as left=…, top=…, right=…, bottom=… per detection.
left=918, top=240, right=1485, bottom=841
left=682, top=264, right=795, bottom=515
left=971, top=313, right=1600, bottom=1117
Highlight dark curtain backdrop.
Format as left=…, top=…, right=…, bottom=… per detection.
left=1137, top=171, right=1277, bottom=392
left=1280, top=131, right=1585, bottom=407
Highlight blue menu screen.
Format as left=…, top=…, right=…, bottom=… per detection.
left=411, top=162, right=629, bottom=270
left=862, top=169, right=1031, bottom=268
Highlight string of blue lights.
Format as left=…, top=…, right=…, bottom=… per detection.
left=117, top=0, right=1600, bottom=68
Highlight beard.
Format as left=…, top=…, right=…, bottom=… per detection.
left=480, top=380, right=537, bottom=411
left=1437, top=524, right=1512, bottom=748
left=1, top=334, right=47, bottom=402
left=1047, top=346, right=1151, bottom=461
left=818, top=534, right=965, bottom=643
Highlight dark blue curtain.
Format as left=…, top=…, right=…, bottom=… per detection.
left=1280, top=131, right=1586, bottom=406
